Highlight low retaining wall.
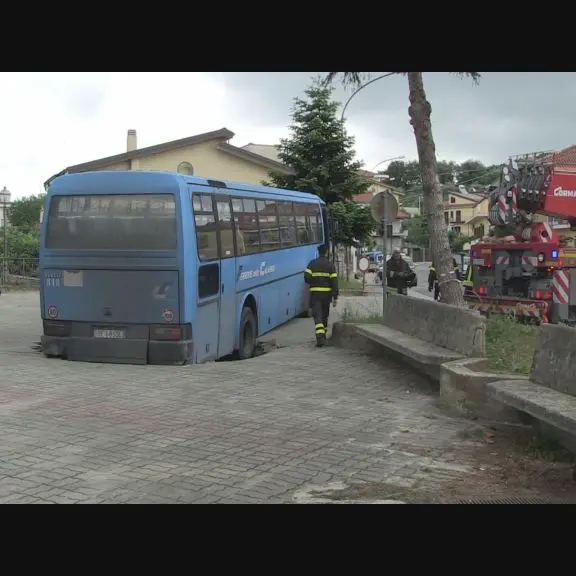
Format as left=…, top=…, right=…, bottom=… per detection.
left=340, top=290, right=369, bottom=297
left=531, top=324, right=576, bottom=396
left=382, top=295, right=486, bottom=357
left=439, top=358, right=527, bottom=424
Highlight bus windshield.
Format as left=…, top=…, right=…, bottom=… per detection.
left=45, top=194, right=177, bottom=251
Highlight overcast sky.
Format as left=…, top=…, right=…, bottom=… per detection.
left=2, top=72, right=575, bottom=199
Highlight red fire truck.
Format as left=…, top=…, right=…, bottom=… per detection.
left=464, top=147, right=576, bottom=325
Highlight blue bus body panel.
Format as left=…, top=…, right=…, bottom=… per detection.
left=186, top=183, right=324, bottom=347
left=40, top=171, right=186, bottom=325
left=42, top=269, right=180, bottom=324
left=41, top=170, right=326, bottom=364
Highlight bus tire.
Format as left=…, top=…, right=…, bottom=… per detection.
left=238, top=306, right=257, bottom=360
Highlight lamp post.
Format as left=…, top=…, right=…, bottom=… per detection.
left=371, top=156, right=405, bottom=173
left=0, top=186, right=11, bottom=286
left=340, top=72, right=398, bottom=122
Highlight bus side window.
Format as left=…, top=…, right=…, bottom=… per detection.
left=294, top=202, right=310, bottom=245
left=198, top=262, right=220, bottom=298
left=233, top=198, right=260, bottom=254
left=306, top=204, right=321, bottom=243
left=192, top=193, right=218, bottom=261
left=216, top=197, right=235, bottom=258
left=278, top=201, right=297, bottom=248
left=257, top=200, right=280, bottom=251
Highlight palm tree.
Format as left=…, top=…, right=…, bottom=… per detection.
left=324, top=72, right=481, bottom=306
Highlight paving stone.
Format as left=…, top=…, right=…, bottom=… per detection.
left=0, top=292, right=499, bottom=504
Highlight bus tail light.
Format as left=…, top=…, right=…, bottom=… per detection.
left=43, top=320, right=71, bottom=337
left=150, top=323, right=192, bottom=341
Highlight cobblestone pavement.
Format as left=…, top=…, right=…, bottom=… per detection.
left=0, top=292, right=542, bottom=504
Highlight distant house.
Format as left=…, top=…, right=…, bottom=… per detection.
left=352, top=182, right=409, bottom=252
left=444, top=190, right=489, bottom=239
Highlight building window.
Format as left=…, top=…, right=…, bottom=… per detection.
left=450, top=196, right=456, bottom=204
left=455, top=210, right=461, bottom=223
left=177, top=162, right=194, bottom=176
left=444, top=212, right=449, bottom=225
left=453, top=226, right=461, bottom=234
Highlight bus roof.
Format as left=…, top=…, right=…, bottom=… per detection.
left=48, top=170, right=324, bottom=204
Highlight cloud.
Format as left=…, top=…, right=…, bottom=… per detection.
left=2, top=72, right=576, bottom=199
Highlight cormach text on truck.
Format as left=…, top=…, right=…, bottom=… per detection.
left=464, top=147, right=576, bottom=325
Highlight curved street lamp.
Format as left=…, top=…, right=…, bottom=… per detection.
left=371, top=156, right=405, bottom=172
left=340, top=72, right=398, bottom=121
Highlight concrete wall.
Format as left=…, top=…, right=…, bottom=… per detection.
left=383, top=295, right=486, bottom=357
left=531, top=324, right=576, bottom=396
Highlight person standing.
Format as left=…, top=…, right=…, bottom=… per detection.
left=428, top=263, right=440, bottom=301
left=304, top=245, right=339, bottom=347
left=386, top=248, right=414, bottom=295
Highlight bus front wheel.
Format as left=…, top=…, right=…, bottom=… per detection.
left=238, top=307, right=257, bottom=360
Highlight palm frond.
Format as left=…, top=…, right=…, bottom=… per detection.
left=452, top=72, right=482, bottom=84
left=323, top=72, right=368, bottom=88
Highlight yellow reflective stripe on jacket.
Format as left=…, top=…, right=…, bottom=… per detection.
left=310, top=287, right=332, bottom=292
left=463, top=266, right=473, bottom=287
left=310, top=272, right=332, bottom=277
left=304, top=268, right=312, bottom=275
left=329, top=273, right=338, bottom=278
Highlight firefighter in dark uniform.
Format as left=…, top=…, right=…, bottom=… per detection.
left=386, top=248, right=414, bottom=295
left=428, top=263, right=440, bottom=301
left=428, top=258, right=461, bottom=301
left=462, top=261, right=474, bottom=297
left=304, top=245, right=339, bottom=347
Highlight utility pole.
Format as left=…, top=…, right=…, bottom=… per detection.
left=1, top=187, right=10, bottom=286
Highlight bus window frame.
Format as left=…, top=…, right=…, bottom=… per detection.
left=192, top=192, right=220, bottom=263
left=197, top=191, right=325, bottom=258
left=214, top=194, right=236, bottom=260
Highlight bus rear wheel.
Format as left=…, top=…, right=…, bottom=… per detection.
left=238, top=306, right=257, bottom=360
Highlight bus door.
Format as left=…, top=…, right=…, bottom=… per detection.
left=214, top=195, right=237, bottom=357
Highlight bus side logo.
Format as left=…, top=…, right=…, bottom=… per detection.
left=239, top=261, right=276, bottom=281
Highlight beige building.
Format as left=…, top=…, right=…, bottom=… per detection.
left=55, top=128, right=293, bottom=186
left=444, top=191, right=490, bottom=239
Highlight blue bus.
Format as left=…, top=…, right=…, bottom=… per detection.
left=39, top=170, right=328, bottom=365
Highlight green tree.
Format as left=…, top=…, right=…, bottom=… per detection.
left=404, top=214, right=429, bottom=247
left=329, top=201, right=375, bottom=247
left=325, top=72, right=482, bottom=305
left=455, top=159, right=501, bottom=188
left=448, top=230, right=473, bottom=253
left=266, top=81, right=370, bottom=205
left=8, top=194, right=45, bottom=233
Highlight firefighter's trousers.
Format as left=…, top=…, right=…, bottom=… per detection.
left=311, top=295, right=331, bottom=339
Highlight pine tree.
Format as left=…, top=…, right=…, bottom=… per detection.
left=267, top=82, right=370, bottom=204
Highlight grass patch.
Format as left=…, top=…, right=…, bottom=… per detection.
left=339, top=277, right=363, bottom=291
left=524, top=435, right=575, bottom=463
left=340, top=307, right=382, bottom=324
left=485, top=315, right=537, bottom=375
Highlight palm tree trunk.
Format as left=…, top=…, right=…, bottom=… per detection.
left=406, top=72, right=465, bottom=306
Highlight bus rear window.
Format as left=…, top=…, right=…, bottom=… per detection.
left=45, top=194, right=177, bottom=251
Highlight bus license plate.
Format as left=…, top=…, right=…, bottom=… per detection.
left=93, top=328, right=125, bottom=339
